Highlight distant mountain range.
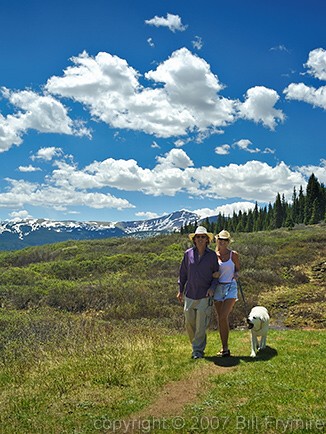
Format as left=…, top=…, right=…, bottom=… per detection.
left=0, top=210, right=201, bottom=250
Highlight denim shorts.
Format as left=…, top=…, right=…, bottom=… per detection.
left=213, top=281, right=238, bottom=301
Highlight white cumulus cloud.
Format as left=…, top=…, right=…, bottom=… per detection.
left=215, top=144, right=230, bottom=155
left=283, top=48, right=326, bottom=110
left=284, top=82, right=326, bottom=110
left=39, top=150, right=308, bottom=203
left=0, top=177, right=134, bottom=211
left=305, top=48, right=326, bottom=80
left=237, top=86, right=285, bottom=130
left=155, top=148, right=194, bottom=169
left=145, top=13, right=188, bottom=32
left=0, top=148, right=317, bottom=214
left=46, top=48, right=240, bottom=139
left=135, top=211, right=160, bottom=219
left=233, top=139, right=260, bottom=153
left=194, top=202, right=256, bottom=219
left=31, top=147, right=63, bottom=161
left=0, top=48, right=287, bottom=154
left=295, top=159, right=326, bottom=184
left=0, top=88, right=90, bottom=152
left=8, top=209, right=33, bottom=220
left=18, top=165, right=41, bottom=172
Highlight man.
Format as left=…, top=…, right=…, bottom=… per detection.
left=177, top=226, right=219, bottom=359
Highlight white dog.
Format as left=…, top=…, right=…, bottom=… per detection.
left=247, top=306, right=270, bottom=357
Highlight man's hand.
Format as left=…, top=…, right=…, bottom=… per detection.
left=206, top=288, right=214, bottom=298
left=177, top=292, right=183, bottom=303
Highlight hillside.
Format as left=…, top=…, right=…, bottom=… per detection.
left=0, top=225, right=325, bottom=433
left=0, top=224, right=325, bottom=329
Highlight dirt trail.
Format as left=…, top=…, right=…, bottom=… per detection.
left=119, top=360, right=235, bottom=433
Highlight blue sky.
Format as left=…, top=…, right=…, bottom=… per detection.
left=0, top=0, right=325, bottom=223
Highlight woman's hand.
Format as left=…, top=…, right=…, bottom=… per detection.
left=212, top=271, right=220, bottom=279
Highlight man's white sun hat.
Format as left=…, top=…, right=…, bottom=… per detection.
left=189, top=226, right=214, bottom=242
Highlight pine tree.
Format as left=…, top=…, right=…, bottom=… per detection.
left=215, top=213, right=223, bottom=234
left=305, top=174, right=321, bottom=224
left=285, top=215, right=294, bottom=229
left=245, top=209, right=254, bottom=232
left=241, top=211, right=248, bottom=231
left=254, top=207, right=265, bottom=232
left=236, top=210, right=244, bottom=232
left=251, top=202, right=258, bottom=231
left=202, top=217, right=210, bottom=230
left=319, top=182, right=326, bottom=222
left=221, top=214, right=227, bottom=232
left=274, top=193, right=283, bottom=228
left=281, top=194, right=287, bottom=225
left=298, top=186, right=305, bottom=224
left=291, top=187, right=299, bottom=223
left=309, top=198, right=320, bottom=224
left=265, top=203, right=274, bottom=229
left=231, top=211, right=238, bottom=232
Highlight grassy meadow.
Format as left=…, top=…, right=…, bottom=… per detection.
left=0, top=225, right=325, bottom=433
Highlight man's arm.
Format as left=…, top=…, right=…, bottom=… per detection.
left=177, top=253, right=188, bottom=303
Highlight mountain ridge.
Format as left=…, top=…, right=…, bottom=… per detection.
left=0, top=210, right=200, bottom=250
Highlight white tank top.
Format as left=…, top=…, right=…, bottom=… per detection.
left=218, top=251, right=235, bottom=283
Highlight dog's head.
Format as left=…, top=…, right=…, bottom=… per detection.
left=247, top=315, right=261, bottom=330
left=247, top=306, right=269, bottom=329
left=247, top=317, right=254, bottom=329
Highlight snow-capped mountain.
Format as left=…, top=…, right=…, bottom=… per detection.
left=0, top=210, right=200, bottom=250
left=117, top=210, right=198, bottom=234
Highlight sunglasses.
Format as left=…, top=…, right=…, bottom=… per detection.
left=217, top=238, right=229, bottom=241
left=195, top=235, right=208, bottom=239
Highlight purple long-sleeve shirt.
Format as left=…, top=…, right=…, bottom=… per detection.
left=178, top=246, right=219, bottom=300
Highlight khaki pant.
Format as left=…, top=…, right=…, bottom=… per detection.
left=184, top=296, right=212, bottom=357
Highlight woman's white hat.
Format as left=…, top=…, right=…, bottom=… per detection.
left=215, top=229, right=232, bottom=241
left=189, top=226, right=214, bottom=242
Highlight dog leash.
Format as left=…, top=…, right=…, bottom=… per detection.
left=237, top=279, right=250, bottom=317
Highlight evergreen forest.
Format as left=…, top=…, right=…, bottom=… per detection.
left=181, top=173, right=326, bottom=234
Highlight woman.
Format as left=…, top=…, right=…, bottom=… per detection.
left=213, top=230, right=240, bottom=357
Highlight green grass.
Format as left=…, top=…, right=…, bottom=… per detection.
left=180, top=329, right=325, bottom=434
left=0, top=308, right=325, bottom=433
left=0, top=309, right=192, bottom=433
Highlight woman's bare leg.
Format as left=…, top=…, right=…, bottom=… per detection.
left=214, top=299, right=236, bottom=352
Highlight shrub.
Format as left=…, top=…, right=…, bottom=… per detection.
left=1, top=285, right=46, bottom=309
left=0, top=226, right=324, bottom=329
left=0, top=268, right=42, bottom=286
